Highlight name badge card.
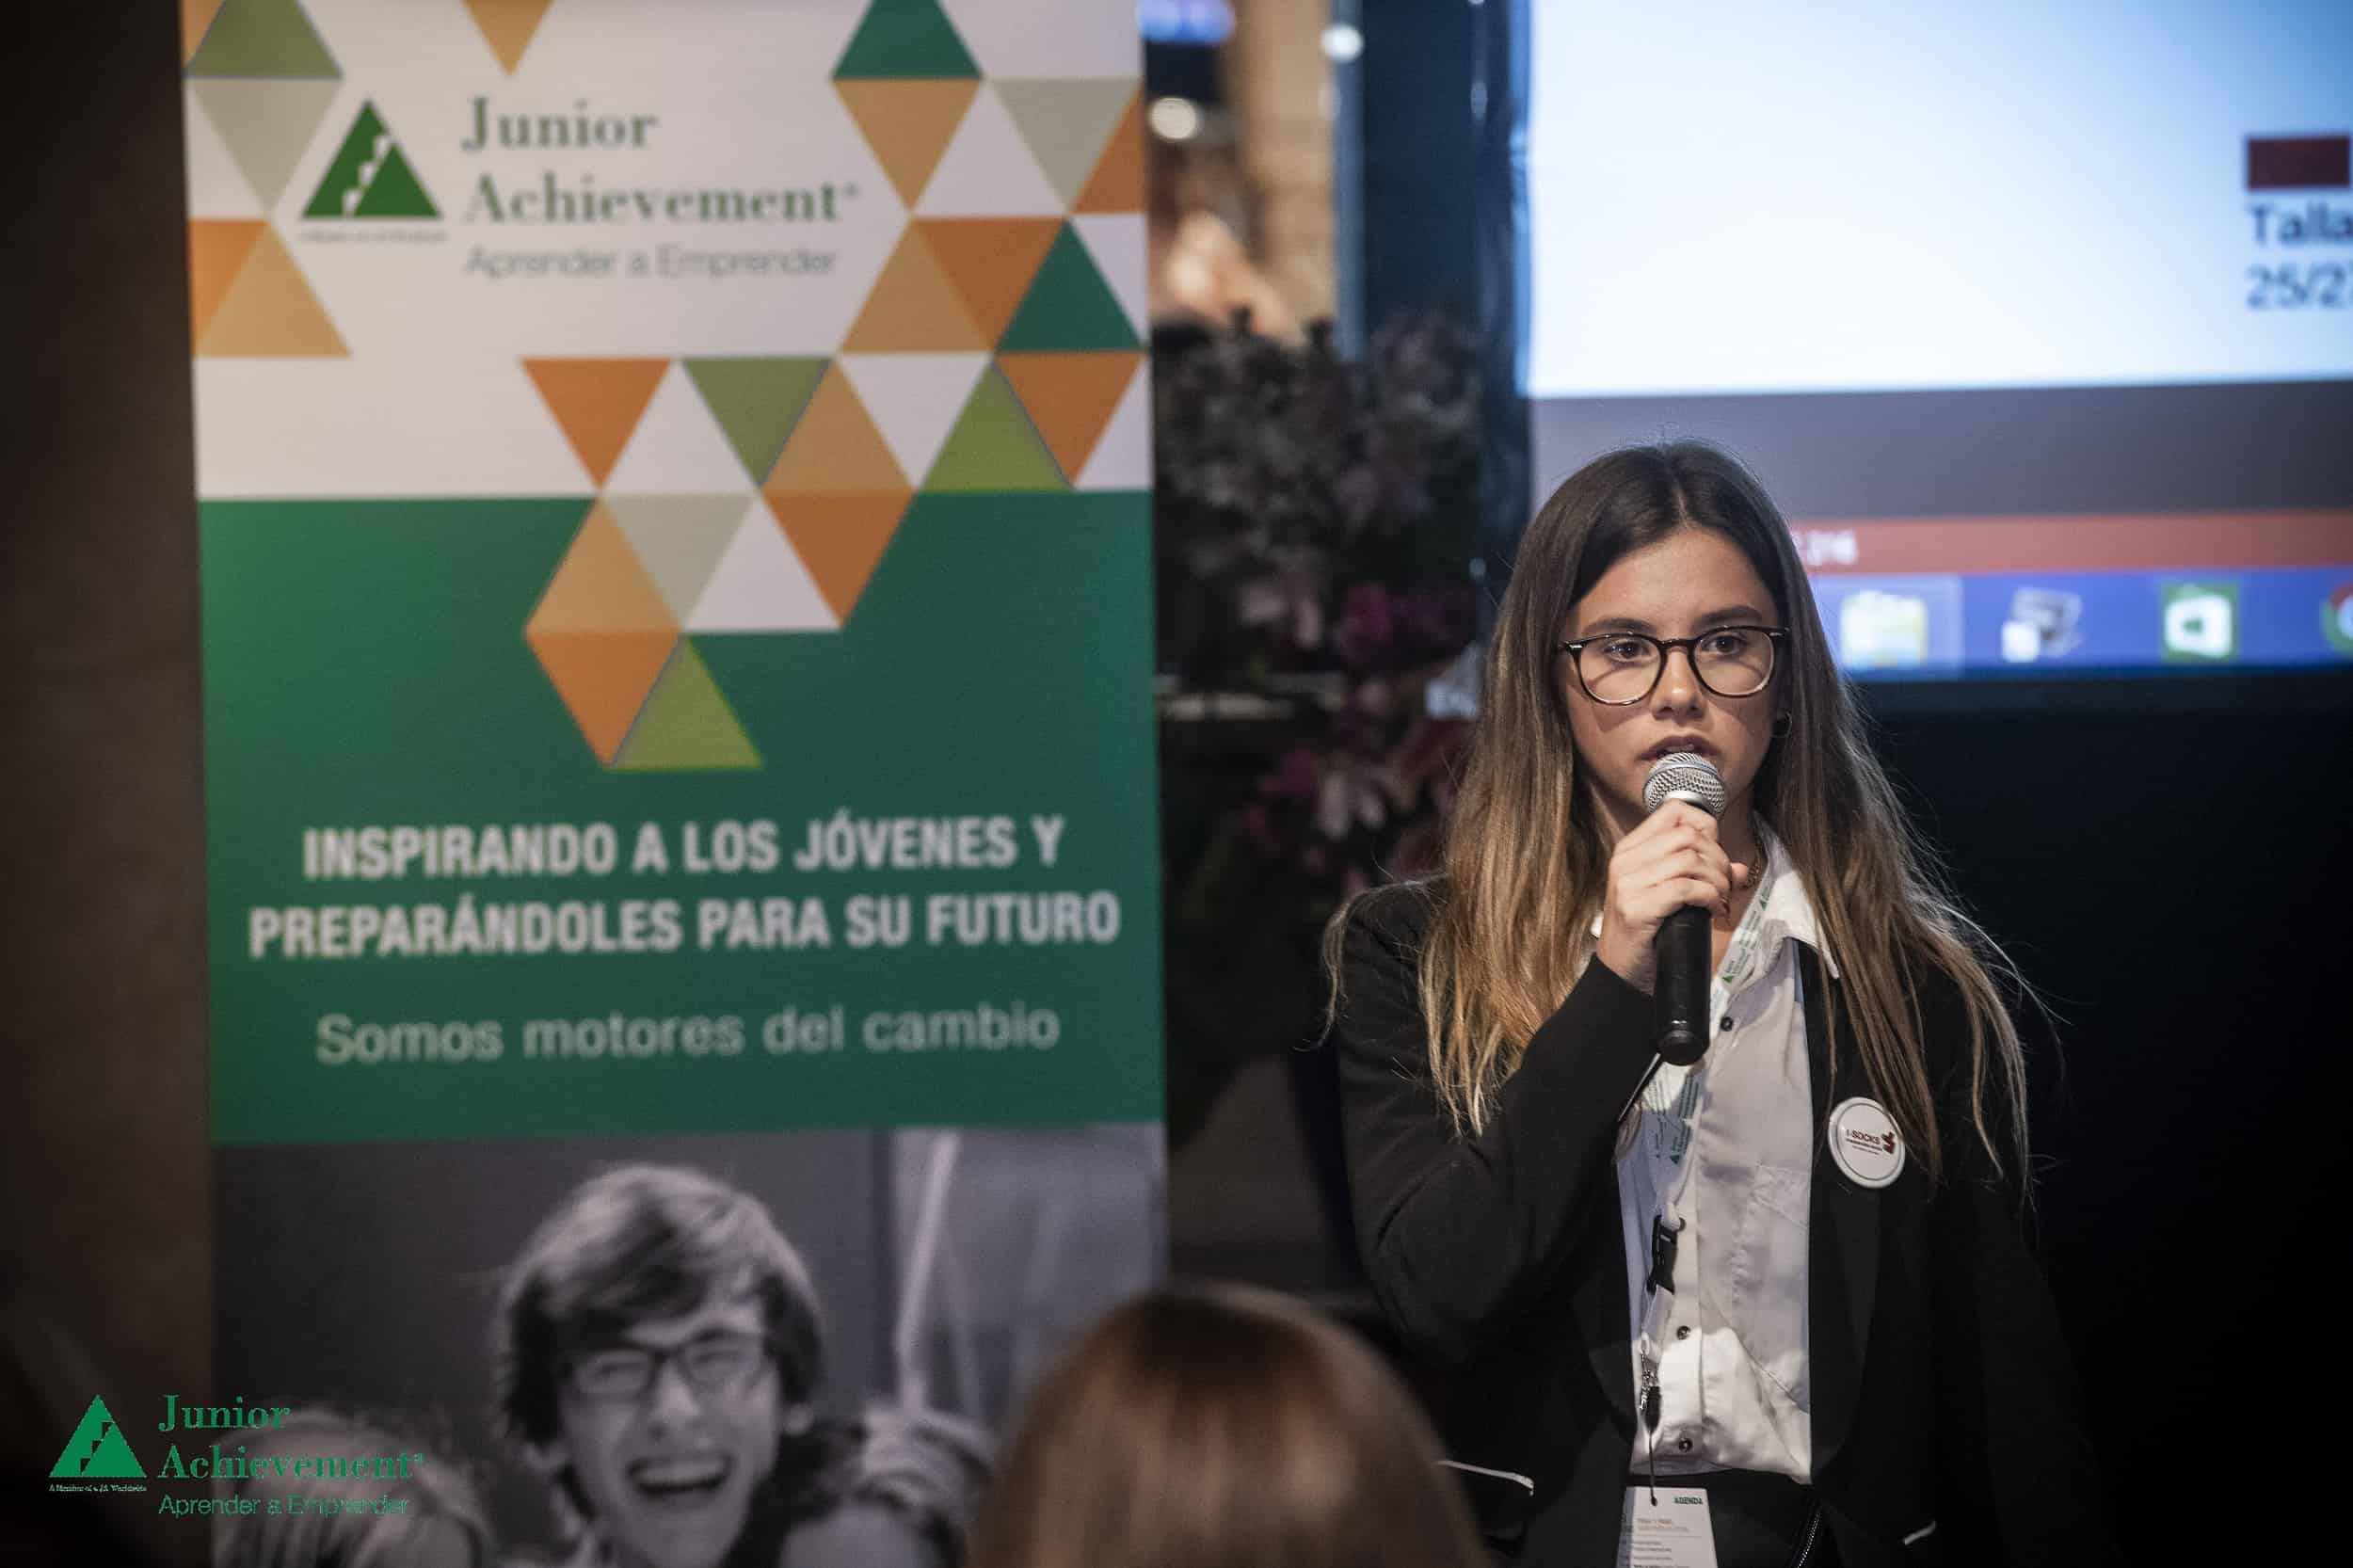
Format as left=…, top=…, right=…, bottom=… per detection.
left=1619, top=1486, right=1720, bottom=1568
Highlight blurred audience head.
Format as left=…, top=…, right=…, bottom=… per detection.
left=214, top=1409, right=491, bottom=1568
left=965, top=1284, right=1484, bottom=1568
left=494, top=1162, right=827, bottom=1568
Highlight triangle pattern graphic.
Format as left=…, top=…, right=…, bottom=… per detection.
left=685, top=501, right=840, bottom=632
left=1073, top=89, right=1144, bottom=214
left=302, top=102, right=437, bottom=219
left=184, top=0, right=339, bottom=79
left=997, top=352, right=1143, bottom=483
left=530, top=629, right=678, bottom=764
left=192, top=76, right=342, bottom=207
left=613, top=642, right=760, bottom=772
left=924, top=364, right=1066, bottom=491
left=833, top=0, right=978, bottom=81
left=998, top=223, right=1140, bottom=352
left=1071, top=213, right=1148, bottom=342
left=836, top=78, right=979, bottom=208
left=183, top=84, right=264, bottom=216
left=768, top=492, right=913, bottom=622
left=463, top=0, right=557, bottom=74
left=768, top=366, right=909, bottom=495
left=605, top=493, right=753, bottom=623
left=995, top=78, right=1138, bottom=209
left=684, top=358, right=829, bottom=483
left=49, top=1398, right=145, bottom=1480
left=198, top=224, right=346, bottom=356
left=841, top=226, right=986, bottom=352
left=606, top=363, right=753, bottom=494
left=183, top=0, right=231, bottom=66
left=916, top=83, right=1062, bottom=217
left=1075, top=351, right=1154, bottom=489
left=526, top=501, right=678, bottom=634
left=187, top=219, right=264, bottom=341
left=838, top=354, right=988, bottom=485
left=917, top=218, right=1062, bottom=344
left=524, top=358, right=670, bottom=487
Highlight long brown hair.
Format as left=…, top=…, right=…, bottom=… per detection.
left=1337, top=441, right=2030, bottom=1187
left=964, top=1285, right=1485, bottom=1568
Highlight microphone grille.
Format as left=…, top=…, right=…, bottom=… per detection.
left=1642, top=753, right=1726, bottom=817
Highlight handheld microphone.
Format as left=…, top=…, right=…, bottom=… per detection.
left=1642, top=753, right=1726, bottom=1066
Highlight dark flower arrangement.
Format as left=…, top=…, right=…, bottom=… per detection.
left=1151, top=312, right=1481, bottom=1149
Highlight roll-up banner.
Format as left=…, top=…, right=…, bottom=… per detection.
left=169, top=1, right=1161, bottom=1558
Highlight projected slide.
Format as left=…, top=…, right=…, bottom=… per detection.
left=1526, top=0, right=2353, bottom=398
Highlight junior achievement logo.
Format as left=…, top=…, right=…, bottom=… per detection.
left=50, top=1393, right=427, bottom=1512
left=304, top=101, right=439, bottom=219
left=50, top=1397, right=145, bottom=1484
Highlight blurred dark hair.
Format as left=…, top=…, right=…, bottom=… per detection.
left=965, top=1285, right=1484, bottom=1568
left=214, top=1409, right=491, bottom=1568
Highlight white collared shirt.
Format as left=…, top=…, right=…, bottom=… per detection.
left=1609, top=830, right=1840, bottom=1480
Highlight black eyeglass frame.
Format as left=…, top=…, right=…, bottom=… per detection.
left=1554, top=626, right=1790, bottom=706
left=561, top=1329, right=779, bottom=1403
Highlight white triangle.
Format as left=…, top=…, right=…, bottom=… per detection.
left=1072, top=214, right=1148, bottom=342
left=606, top=362, right=749, bottom=494
left=184, top=85, right=263, bottom=217
left=937, top=0, right=1140, bottom=78
left=685, top=500, right=840, bottom=632
left=916, top=83, right=1064, bottom=218
left=1076, top=356, right=1152, bottom=490
left=837, top=354, right=988, bottom=484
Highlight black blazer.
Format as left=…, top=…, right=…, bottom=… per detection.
left=1333, top=882, right=2109, bottom=1567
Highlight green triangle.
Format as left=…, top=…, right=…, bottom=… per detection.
left=923, top=365, right=1068, bottom=492
left=997, top=226, right=1140, bottom=353
left=684, top=358, right=830, bottom=482
left=302, top=102, right=438, bottom=219
left=612, top=642, right=760, bottom=771
left=50, top=1397, right=146, bottom=1480
left=186, top=0, right=340, bottom=80
left=833, top=0, right=978, bottom=80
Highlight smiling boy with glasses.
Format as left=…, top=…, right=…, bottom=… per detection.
left=494, top=1163, right=828, bottom=1568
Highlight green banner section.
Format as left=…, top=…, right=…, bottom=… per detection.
left=202, top=493, right=1162, bottom=1144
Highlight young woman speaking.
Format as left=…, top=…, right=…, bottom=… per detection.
left=1330, top=443, right=2106, bottom=1566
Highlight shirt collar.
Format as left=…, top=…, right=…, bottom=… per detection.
left=1751, top=826, right=1840, bottom=980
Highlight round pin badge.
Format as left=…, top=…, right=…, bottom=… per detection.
left=1826, top=1096, right=1905, bottom=1189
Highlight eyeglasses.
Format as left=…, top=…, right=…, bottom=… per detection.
left=1555, top=626, right=1787, bottom=705
left=565, top=1330, right=775, bottom=1402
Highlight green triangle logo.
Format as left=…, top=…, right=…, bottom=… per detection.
left=185, top=0, right=340, bottom=80
left=684, top=358, right=831, bottom=483
left=924, top=365, right=1068, bottom=492
left=302, top=102, right=438, bottom=219
left=50, top=1397, right=145, bottom=1480
left=833, top=0, right=978, bottom=81
left=997, top=226, right=1140, bottom=353
left=613, top=642, right=760, bottom=771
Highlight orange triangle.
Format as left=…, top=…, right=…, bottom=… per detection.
left=840, top=226, right=987, bottom=353
left=182, top=0, right=229, bottom=65
left=918, top=219, right=1064, bottom=344
left=837, top=78, right=979, bottom=207
left=528, top=630, right=678, bottom=764
left=198, top=225, right=345, bottom=357
left=525, top=501, right=679, bottom=633
left=997, top=352, right=1144, bottom=481
left=462, top=0, right=555, bottom=72
left=764, top=366, right=908, bottom=494
left=1074, top=90, right=1144, bottom=214
left=766, top=492, right=910, bottom=622
left=187, top=218, right=264, bottom=343
left=523, top=358, right=670, bottom=486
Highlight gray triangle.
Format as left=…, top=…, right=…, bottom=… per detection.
left=603, top=493, right=754, bottom=622
left=993, top=78, right=1137, bottom=208
left=191, top=77, right=343, bottom=207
